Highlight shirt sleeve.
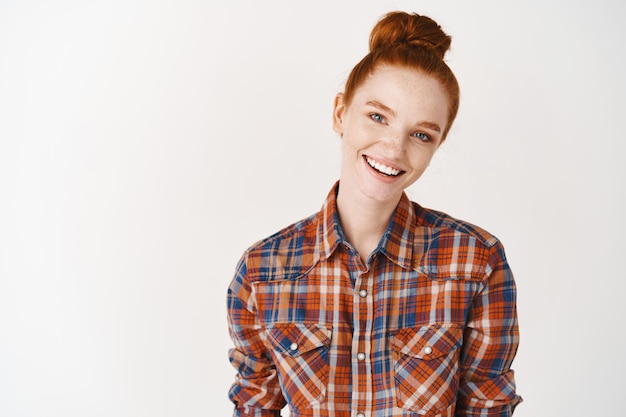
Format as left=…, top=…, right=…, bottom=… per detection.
left=227, top=254, right=286, bottom=417
left=456, top=240, right=523, bottom=416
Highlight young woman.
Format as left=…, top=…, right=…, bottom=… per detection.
left=227, top=11, right=521, bottom=417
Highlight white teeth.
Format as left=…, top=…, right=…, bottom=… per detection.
left=366, top=157, right=401, bottom=176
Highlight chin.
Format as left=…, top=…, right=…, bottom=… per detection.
left=360, top=182, right=404, bottom=204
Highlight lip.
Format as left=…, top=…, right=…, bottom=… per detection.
left=362, top=155, right=405, bottom=179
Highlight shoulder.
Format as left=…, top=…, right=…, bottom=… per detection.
left=238, top=212, right=320, bottom=282
left=415, top=203, right=501, bottom=248
left=413, top=203, right=508, bottom=278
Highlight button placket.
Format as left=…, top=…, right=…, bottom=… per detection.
left=351, top=269, right=374, bottom=416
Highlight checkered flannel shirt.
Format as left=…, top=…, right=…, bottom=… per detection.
left=227, top=182, right=521, bottom=417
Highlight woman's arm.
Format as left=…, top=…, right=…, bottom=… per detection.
left=227, top=256, right=286, bottom=417
left=456, top=241, right=522, bottom=416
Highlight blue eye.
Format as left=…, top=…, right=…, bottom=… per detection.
left=369, top=113, right=385, bottom=123
left=413, top=132, right=431, bottom=142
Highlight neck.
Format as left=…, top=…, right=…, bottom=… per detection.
left=335, top=184, right=400, bottom=263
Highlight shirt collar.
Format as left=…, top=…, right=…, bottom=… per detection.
left=375, top=191, right=415, bottom=269
left=316, top=181, right=415, bottom=269
left=316, top=181, right=345, bottom=262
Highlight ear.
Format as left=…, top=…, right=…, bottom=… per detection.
left=332, top=93, right=346, bottom=136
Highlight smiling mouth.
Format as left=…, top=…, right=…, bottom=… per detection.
left=365, top=156, right=403, bottom=177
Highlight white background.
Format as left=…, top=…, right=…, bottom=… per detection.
left=1, top=0, right=625, bottom=416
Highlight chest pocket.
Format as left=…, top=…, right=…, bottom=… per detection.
left=390, top=323, right=463, bottom=416
left=266, top=322, right=332, bottom=411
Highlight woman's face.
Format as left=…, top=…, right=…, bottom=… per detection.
left=333, top=65, right=450, bottom=204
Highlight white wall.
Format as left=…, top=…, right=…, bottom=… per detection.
left=1, top=1, right=624, bottom=416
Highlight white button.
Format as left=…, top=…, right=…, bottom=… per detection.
left=356, top=413, right=365, bottom=417
left=358, top=289, right=368, bottom=298
left=289, top=343, right=298, bottom=351
left=423, top=346, right=433, bottom=355
left=357, top=352, right=366, bottom=361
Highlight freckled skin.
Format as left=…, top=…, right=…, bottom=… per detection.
left=333, top=65, right=450, bottom=206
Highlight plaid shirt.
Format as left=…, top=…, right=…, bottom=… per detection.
left=227, top=182, right=521, bottom=417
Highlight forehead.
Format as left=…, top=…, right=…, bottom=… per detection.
left=351, top=65, right=449, bottom=122
left=359, top=65, right=446, bottom=99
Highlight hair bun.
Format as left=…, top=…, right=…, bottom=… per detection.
left=369, top=11, right=451, bottom=60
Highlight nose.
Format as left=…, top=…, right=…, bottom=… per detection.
left=382, top=129, right=406, bottom=157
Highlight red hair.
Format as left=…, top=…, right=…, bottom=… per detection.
left=343, top=12, right=460, bottom=139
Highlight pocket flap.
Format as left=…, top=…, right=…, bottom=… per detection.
left=267, top=323, right=332, bottom=357
left=391, top=323, right=462, bottom=359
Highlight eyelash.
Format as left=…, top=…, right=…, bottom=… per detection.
left=412, top=132, right=431, bottom=142
left=369, top=113, right=432, bottom=143
left=369, top=113, right=385, bottom=123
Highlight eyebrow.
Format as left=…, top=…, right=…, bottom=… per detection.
left=417, top=121, right=442, bottom=133
left=366, top=100, right=396, bottom=118
left=366, top=100, right=442, bottom=133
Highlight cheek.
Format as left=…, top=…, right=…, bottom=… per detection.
left=409, top=151, right=436, bottom=172
left=339, top=138, right=355, bottom=162
left=341, top=131, right=362, bottom=154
